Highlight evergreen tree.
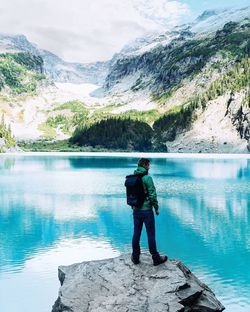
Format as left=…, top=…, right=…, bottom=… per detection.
left=70, top=117, right=153, bottom=151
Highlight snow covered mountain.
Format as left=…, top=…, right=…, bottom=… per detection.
left=104, top=6, right=250, bottom=92
left=0, top=34, right=38, bottom=55
left=191, top=6, right=250, bottom=34
left=114, top=6, right=250, bottom=59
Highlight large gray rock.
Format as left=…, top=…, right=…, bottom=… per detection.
left=52, top=254, right=225, bottom=312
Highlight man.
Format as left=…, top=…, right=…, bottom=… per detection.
left=131, top=158, right=168, bottom=266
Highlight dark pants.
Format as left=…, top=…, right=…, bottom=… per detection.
left=132, top=209, right=158, bottom=259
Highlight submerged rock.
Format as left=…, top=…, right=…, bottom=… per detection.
left=52, top=254, right=225, bottom=312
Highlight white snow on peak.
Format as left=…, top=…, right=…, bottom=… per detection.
left=128, top=34, right=175, bottom=56
left=119, top=6, right=249, bottom=58
left=191, top=6, right=250, bottom=35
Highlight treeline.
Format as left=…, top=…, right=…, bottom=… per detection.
left=153, top=104, right=194, bottom=143
left=46, top=99, right=161, bottom=137
left=189, top=57, right=250, bottom=110
left=0, top=114, right=15, bottom=151
left=70, top=117, right=153, bottom=151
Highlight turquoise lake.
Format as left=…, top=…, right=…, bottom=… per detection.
left=0, top=153, right=250, bottom=312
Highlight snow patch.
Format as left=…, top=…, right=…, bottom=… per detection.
left=191, top=6, right=250, bottom=35
left=54, top=82, right=100, bottom=100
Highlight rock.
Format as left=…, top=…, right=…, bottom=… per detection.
left=52, top=254, right=225, bottom=312
left=0, top=138, right=22, bottom=153
left=226, top=90, right=250, bottom=143
left=247, top=142, right=250, bottom=152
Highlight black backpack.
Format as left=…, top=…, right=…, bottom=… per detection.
left=124, top=173, right=147, bottom=207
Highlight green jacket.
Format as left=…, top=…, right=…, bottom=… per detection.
left=133, top=166, right=159, bottom=211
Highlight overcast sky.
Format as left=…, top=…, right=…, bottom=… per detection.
left=0, top=0, right=249, bottom=63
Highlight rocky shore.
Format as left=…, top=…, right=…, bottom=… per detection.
left=0, top=138, right=22, bottom=153
left=52, top=254, right=225, bottom=312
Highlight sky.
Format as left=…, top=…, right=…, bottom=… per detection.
left=0, top=0, right=249, bottom=63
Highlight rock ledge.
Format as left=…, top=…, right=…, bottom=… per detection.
left=52, top=253, right=225, bottom=312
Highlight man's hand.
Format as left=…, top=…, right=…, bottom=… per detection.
left=155, top=209, right=160, bottom=216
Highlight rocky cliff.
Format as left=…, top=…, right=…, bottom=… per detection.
left=163, top=91, right=249, bottom=153
left=52, top=254, right=225, bottom=312
left=226, top=90, right=250, bottom=151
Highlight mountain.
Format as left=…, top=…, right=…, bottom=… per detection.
left=104, top=6, right=250, bottom=91
left=0, top=34, right=109, bottom=85
left=84, top=6, right=250, bottom=152
left=0, top=6, right=250, bottom=153
left=191, top=6, right=250, bottom=34
left=40, top=49, right=109, bottom=84
left=0, top=34, right=38, bottom=55
left=108, top=6, right=250, bottom=61
left=195, top=10, right=220, bottom=22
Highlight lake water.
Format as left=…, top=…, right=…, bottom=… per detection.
left=0, top=153, right=250, bottom=312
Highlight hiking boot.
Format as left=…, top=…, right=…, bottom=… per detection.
left=131, top=254, right=140, bottom=265
left=153, top=255, right=168, bottom=266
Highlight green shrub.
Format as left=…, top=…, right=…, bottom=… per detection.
left=54, top=100, right=87, bottom=113
left=0, top=53, right=45, bottom=94
left=38, top=122, right=56, bottom=139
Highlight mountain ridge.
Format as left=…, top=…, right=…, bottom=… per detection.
left=0, top=33, right=109, bottom=85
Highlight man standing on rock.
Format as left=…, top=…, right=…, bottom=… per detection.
left=125, top=158, right=168, bottom=266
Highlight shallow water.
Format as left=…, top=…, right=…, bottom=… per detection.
left=0, top=154, right=249, bottom=312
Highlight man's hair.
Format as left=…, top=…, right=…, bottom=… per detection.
left=138, top=158, right=150, bottom=168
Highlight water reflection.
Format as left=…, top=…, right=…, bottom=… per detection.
left=0, top=237, right=118, bottom=312
left=191, top=159, right=250, bottom=179
left=0, top=155, right=250, bottom=312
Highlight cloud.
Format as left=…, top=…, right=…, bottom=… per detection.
left=132, top=0, right=191, bottom=25
left=0, top=0, right=191, bottom=63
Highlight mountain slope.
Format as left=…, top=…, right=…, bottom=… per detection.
left=0, top=52, right=45, bottom=94
left=0, top=34, right=109, bottom=85
left=105, top=16, right=250, bottom=95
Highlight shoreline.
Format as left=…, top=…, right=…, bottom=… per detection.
left=1, top=151, right=250, bottom=159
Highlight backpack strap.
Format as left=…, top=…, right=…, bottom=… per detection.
left=136, top=172, right=149, bottom=199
